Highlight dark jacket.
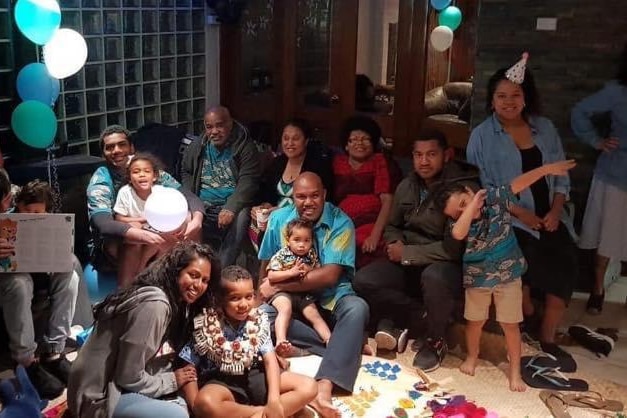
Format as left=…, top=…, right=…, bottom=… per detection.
left=181, top=121, right=260, bottom=214
left=258, top=142, right=334, bottom=205
left=384, top=160, right=479, bottom=266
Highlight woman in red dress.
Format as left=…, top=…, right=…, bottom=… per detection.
left=333, top=115, right=397, bottom=268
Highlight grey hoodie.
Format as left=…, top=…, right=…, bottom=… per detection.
left=67, top=287, right=178, bottom=418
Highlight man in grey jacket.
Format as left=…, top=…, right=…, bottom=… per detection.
left=353, top=128, right=478, bottom=373
left=181, top=106, right=260, bottom=267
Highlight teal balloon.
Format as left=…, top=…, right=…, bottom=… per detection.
left=430, top=0, right=451, bottom=11
left=14, top=0, right=61, bottom=45
left=17, top=63, right=60, bottom=106
left=438, top=6, right=462, bottom=31
left=11, top=101, right=57, bottom=149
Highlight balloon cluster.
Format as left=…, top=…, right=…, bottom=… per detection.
left=429, top=0, right=463, bottom=52
left=11, top=0, right=88, bottom=149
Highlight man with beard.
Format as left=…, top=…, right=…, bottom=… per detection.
left=181, top=106, right=260, bottom=267
left=258, top=172, right=369, bottom=418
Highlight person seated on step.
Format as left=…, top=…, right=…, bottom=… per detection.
left=181, top=106, right=261, bottom=268
left=87, top=125, right=205, bottom=278
left=113, top=153, right=189, bottom=287
left=435, top=159, right=575, bottom=392
left=353, top=128, right=477, bottom=372
left=258, top=172, right=370, bottom=418
left=178, top=266, right=318, bottom=418
left=265, top=218, right=332, bottom=357
left=0, top=174, right=82, bottom=400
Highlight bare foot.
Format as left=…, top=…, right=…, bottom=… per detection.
left=362, top=343, right=374, bottom=356
left=276, top=340, right=292, bottom=357
left=459, top=357, right=478, bottom=376
left=509, top=372, right=526, bottom=392
left=310, top=394, right=341, bottom=418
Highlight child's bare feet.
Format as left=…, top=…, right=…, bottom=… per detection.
left=362, top=343, right=374, bottom=356
left=509, top=370, right=526, bottom=392
left=459, top=356, right=478, bottom=376
left=275, top=340, right=292, bottom=357
left=249, top=406, right=265, bottom=418
left=310, top=395, right=341, bottom=418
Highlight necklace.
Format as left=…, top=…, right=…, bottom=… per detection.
left=192, top=307, right=269, bottom=375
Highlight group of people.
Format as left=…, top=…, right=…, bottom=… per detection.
left=0, top=44, right=624, bottom=418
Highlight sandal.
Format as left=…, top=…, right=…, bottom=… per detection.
left=540, top=390, right=572, bottom=418
left=562, top=391, right=624, bottom=412
left=521, top=356, right=588, bottom=391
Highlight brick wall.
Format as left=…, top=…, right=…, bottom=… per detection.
left=471, top=0, right=626, bottom=143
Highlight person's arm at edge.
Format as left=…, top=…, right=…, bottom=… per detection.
left=274, top=263, right=343, bottom=292
left=262, top=351, right=281, bottom=409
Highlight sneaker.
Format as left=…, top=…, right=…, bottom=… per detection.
left=586, top=292, right=605, bottom=315
left=568, top=324, right=614, bottom=357
left=374, top=319, right=398, bottom=351
left=25, top=362, right=65, bottom=399
left=412, top=337, right=447, bottom=372
left=41, top=355, right=72, bottom=384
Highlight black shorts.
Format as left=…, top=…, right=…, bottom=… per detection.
left=204, top=366, right=268, bottom=405
left=267, top=291, right=316, bottom=313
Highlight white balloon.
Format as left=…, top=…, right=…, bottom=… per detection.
left=43, top=28, right=88, bottom=79
left=430, top=25, right=454, bottom=52
left=144, top=188, right=189, bottom=233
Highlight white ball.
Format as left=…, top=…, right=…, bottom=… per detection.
left=430, top=25, right=454, bottom=52
left=144, top=188, right=189, bottom=233
left=43, top=28, right=88, bottom=79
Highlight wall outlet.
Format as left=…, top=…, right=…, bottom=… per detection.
left=536, top=17, right=557, bottom=31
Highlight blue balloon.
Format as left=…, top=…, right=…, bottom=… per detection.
left=439, top=6, right=463, bottom=31
left=430, top=0, right=451, bottom=11
left=83, top=263, right=117, bottom=303
left=16, top=63, right=60, bottom=106
left=11, top=101, right=57, bottom=149
left=14, top=0, right=61, bottom=45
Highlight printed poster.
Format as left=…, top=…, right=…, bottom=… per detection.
left=0, top=213, right=75, bottom=273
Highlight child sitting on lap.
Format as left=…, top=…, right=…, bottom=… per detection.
left=178, top=265, right=317, bottom=418
left=435, top=159, right=575, bottom=392
left=266, top=219, right=332, bottom=357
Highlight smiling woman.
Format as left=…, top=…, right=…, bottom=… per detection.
left=68, top=241, right=220, bottom=418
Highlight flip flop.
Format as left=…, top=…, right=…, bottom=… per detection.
left=539, top=390, right=572, bottom=418
left=562, top=391, right=624, bottom=412
left=522, top=357, right=588, bottom=391
left=539, top=342, right=577, bottom=372
left=521, top=352, right=577, bottom=374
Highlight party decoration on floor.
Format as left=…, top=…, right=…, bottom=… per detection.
left=334, top=386, right=381, bottom=417
left=43, top=28, right=88, bottom=79
left=427, top=395, right=500, bottom=418
left=438, top=5, right=462, bottom=31
left=14, top=0, right=61, bottom=45
left=16, top=63, right=60, bottom=106
left=505, top=52, right=529, bottom=84
left=11, top=100, right=57, bottom=149
left=362, top=360, right=402, bottom=381
left=144, top=187, right=189, bottom=232
left=429, top=0, right=451, bottom=11
left=430, top=26, right=454, bottom=52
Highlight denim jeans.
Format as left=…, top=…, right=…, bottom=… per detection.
left=260, top=294, right=369, bottom=392
left=0, top=255, right=81, bottom=362
left=202, top=204, right=250, bottom=267
left=113, top=393, right=189, bottom=418
left=353, top=259, right=462, bottom=339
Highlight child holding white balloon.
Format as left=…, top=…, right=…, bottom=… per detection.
left=113, top=153, right=189, bottom=287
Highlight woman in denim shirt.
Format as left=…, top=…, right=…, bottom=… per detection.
left=571, top=44, right=627, bottom=314
left=467, top=66, right=577, bottom=362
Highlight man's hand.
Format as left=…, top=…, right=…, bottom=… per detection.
left=542, top=208, right=560, bottom=232
left=0, top=238, right=15, bottom=259
left=218, top=209, right=235, bottom=229
left=597, top=137, right=619, bottom=153
left=515, top=207, right=544, bottom=231
left=386, top=241, right=404, bottom=263
left=263, top=399, right=284, bottom=418
left=362, top=234, right=380, bottom=253
left=258, top=279, right=279, bottom=300
left=126, top=227, right=167, bottom=245
left=174, top=364, right=197, bottom=388
left=182, top=215, right=202, bottom=240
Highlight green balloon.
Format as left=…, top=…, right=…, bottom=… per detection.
left=11, top=101, right=57, bottom=149
left=438, top=6, right=462, bottom=31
